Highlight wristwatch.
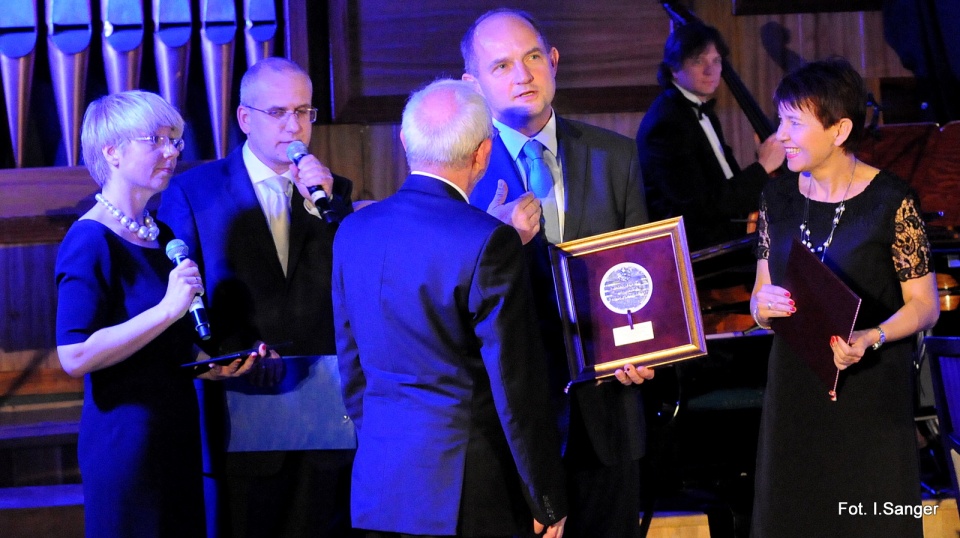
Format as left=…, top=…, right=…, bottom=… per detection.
left=871, top=326, right=886, bottom=351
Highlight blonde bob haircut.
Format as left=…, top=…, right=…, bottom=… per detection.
left=81, top=90, right=184, bottom=186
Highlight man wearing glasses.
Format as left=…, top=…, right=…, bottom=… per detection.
left=159, top=57, right=355, bottom=538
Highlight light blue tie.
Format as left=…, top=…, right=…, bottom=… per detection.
left=522, top=139, right=560, bottom=243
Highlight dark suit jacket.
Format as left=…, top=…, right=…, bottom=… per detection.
left=636, top=86, right=768, bottom=250
left=157, top=146, right=353, bottom=474
left=333, top=174, right=567, bottom=536
left=469, top=116, right=649, bottom=467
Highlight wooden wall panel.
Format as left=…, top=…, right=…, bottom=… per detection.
left=0, top=245, right=58, bottom=352
left=732, top=0, right=883, bottom=14
left=0, top=243, right=80, bottom=400
left=313, top=123, right=407, bottom=202
left=0, top=168, right=98, bottom=221
left=321, top=1, right=917, bottom=202
left=0, top=2, right=942, bottom=400
left=564, top=113, right=646, bottom=141
left=330, top=0, right=668, bottom=122
left=682, top=1, right=910, bottom=167
left=0, top=3, right=923, bottom=213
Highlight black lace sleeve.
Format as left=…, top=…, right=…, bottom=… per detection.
left=892, top=193, right=933, bottom=281
left=755, top=193, right=770, bottom=260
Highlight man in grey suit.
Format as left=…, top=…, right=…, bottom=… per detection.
left=333, top=79, right=567, bottom=538
left=462, top=9, right=654, bottom=538
left=158, top=57, right=355, bottom=538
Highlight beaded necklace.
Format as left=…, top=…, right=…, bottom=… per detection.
left=799, top=159, right=857, bottom=261
left=95, top=193, right=160, bottom=241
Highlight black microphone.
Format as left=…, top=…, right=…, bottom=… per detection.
left=286, top=141, right=339, bottom=224
left=165, top=239, right=211, bottom=341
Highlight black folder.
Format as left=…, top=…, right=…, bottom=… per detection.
left=180, top=342, right=291, bottom=368
left=770, top=239, right=861, bottom=388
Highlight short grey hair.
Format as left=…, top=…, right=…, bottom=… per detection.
left=81, top=90, right=184, bottom=186
left=401, top=79, right=493, bottom=169
left=239, top=56, right=312, bottom=106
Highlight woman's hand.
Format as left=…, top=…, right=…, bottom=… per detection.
left=830, top=330, right=873, bottom=370
left=159, top=259, right=205, bottom=321
left=198, top=342, right=266, bottom=380
left=752, top=283, right=795, bottom=325
left=57, top=258, right=208, bottom=377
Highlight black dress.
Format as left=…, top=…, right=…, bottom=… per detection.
left=55, top=220, right=204, bottom=538
left=751, top=171, right=931, bottom=537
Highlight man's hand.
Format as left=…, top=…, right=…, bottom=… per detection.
left=756, top=133, right=786, bottom=174
left=290, top=153, right=335, bottom=201
left=534, top=516, right=566, bottom=538
left=249, top=342, right=286, bottom=387
left=613, top=363, right=655, bottom=386
left=486, top=179, right=541, bottom=245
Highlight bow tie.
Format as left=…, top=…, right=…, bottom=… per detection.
left=688, top=98, right=717, bottom=120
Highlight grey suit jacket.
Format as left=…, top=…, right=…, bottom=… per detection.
left=469, top=116, right=650, bottom=466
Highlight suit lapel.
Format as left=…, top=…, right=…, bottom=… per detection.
left=222, top=150, right=287, bottom=281
left=470, top=134, right=525, bottom=208
left=286, top=188, right=311, bottom=280
left=557, top=117, right=586, bottom=242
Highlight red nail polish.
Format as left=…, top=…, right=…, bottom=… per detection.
left=784, top=292, right=791, bottom=298
left=788, top=300, right=795, bottom=306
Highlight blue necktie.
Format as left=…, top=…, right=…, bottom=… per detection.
left=522, top=139, right=560, bottom=243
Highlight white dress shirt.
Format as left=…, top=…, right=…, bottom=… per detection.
left=674, top=83, right=734, bottom=179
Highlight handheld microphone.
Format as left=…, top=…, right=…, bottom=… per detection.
left=165, top=239, right=211, bottom=341
left=286, top=141, right=339, bottom=224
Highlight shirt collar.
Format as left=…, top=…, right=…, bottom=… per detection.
left=493, top=110, right=559, bottom=161
left=410, top=171, right=469, bottom=202
left=242, top=141, right=292, bottom=185
left=673, top=82, right=710, bottom=106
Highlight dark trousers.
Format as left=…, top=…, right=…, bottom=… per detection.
left=563, top=455, right=642, bottom=538
left=221, top=449, right=356, bottom=538
left=362, top=531, right=513, bottom=538
left=560, top=403, right=643, bottom=538
left=363, top=534, right=451, bottom=538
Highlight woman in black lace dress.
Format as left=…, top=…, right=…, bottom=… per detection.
left=749, top=58, right=940, bottom=537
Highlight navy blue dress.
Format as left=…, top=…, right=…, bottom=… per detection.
left=55, top=220, right=204, bottom=538
left=751, top=171, right=929, bottom=537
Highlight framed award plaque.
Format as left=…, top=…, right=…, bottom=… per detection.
left=549, top=217, right=707, bottom=384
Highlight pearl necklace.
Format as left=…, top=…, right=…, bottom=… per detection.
left=799, top=160, right=856, bottom=261
left=95, top=193, right=160, bottom=241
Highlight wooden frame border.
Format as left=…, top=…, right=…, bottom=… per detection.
left=550, top=217, right=707, bottom=384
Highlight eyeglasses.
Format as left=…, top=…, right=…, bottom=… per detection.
left=243, top=104, right=318, bottom=124
left=132, top=135, right=185, bottom=152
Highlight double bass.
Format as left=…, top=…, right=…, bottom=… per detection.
left=661, top=1, right=778, bottom=150
left=660, top=1, right=782, bottom=334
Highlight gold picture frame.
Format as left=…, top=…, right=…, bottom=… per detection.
left=549, top=217, right=706, bottom=384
